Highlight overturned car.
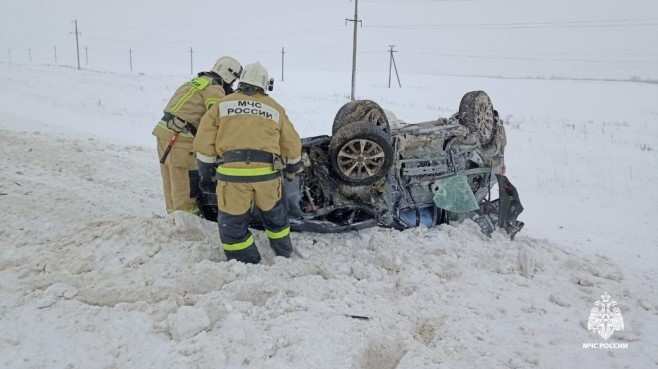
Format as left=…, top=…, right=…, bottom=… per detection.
left=282, top=91, right=524, bottom=238
left=198, top=91, right=524, bottom=238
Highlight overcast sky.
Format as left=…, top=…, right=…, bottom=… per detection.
left=1, top=0, right=657, bottom=78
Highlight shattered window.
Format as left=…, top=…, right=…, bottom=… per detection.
left=433, top=174, right=480, bottom=213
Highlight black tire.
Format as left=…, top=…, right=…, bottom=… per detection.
left=458, top=91, right=496, bottom=146
left=329, top=121, right=394, bottom=185
left=332, top=100, right=391, bottom=136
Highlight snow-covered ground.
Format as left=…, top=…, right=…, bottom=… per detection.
left=1, top=62, right=657, bottom=369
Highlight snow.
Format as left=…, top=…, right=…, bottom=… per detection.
left=1, top=0, right=658, bottom=364
left=1, top=63, right=657, bottom=369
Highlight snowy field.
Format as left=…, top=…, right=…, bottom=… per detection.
left=1, top=62, right=657, bottom=369
left=1, top=0, right=658, bottom=367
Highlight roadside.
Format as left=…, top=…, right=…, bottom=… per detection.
left=1, top=128, right=656, bottom=369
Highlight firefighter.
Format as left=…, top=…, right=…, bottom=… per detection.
left=153, top=56, right=242, bottom=218
left=193, top=62, right=302, bottom=264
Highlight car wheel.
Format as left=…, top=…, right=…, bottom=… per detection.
left=329, top=121, right=394, bottom=185
left=332, top=100, right=391, bottom=135
left=458, top=91, right=496, bottom=146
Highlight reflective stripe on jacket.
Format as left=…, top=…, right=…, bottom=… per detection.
left=153, top=76, right=225, bottom=140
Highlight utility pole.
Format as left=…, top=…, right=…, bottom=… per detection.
left=345, top=0, right=363, bottom=101
left=28, top=48, right=32, bottom=63
left=189, top=47, right=193, bottom=75
left=54, top=46, right=58, bottom=64
left=72, top=19, right=81, bottom=70
left=7, top=48, right=11, bottom=64
left=84, top=46, right=88, bottom=65
left=387, top=45, right=401, bottom=88
left=129, top=48, right=133, bottom=72
left=281, top=47, right=285, bottom=82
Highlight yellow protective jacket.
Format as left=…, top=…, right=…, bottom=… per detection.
left=152, top=75, right=226, bottom=142
left=193, top=91, right=302, bottom=166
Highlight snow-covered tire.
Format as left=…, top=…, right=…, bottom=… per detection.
left=458, top=91, right=496, bottom=146
left=332, top=100, right=391, bottom=136
left=329, top=121, right=394, bottom=186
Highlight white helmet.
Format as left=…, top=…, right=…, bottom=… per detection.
left=211, top=56, right=242, bottom=84
left=240, top=62, right=274, bottom=91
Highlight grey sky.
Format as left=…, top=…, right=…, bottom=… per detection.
left=1, top=0, right=656, bottom=77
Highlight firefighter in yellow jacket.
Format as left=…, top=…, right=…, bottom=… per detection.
left=153, top=56, right=242, bottom=217
left=194, top=62, right=302, bottom=263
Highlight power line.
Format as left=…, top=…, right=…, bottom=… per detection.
left=357, top=49, right=658, bottom=64
left=403, top=51, right=658, bottom=64
left=367, top=18, right=658, bottom=30
left=362, top=0, right=473, bottom=2
left=361, top=0, right=476, bottom=5
left=422, top=72, right=658, bottom=86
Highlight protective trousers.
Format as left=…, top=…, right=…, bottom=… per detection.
left=216, top=178, right=292, bottom=264
left=156, top=136, right=199, bottom=214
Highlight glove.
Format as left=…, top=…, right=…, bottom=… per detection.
left=283, top=176, right=304, bottom=218
left=166, top=117, right=188, bottom=133
left=196, top=159, right=218, bottom=194
left=283, top=161, right=304, bottom=181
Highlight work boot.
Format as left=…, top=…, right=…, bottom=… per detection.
left=269, top=237, right=293, bottom=258
left=225, top=244, right=261, bottom=264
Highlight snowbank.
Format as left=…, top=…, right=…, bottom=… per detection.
left=1, top=128, right=657, bottom=369
left=1, top=64, right=657, bottom=369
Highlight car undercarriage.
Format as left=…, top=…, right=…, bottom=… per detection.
left=281, top=91, right=525, bottom=238
left=196, top=91, right=524, bottom=238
